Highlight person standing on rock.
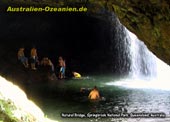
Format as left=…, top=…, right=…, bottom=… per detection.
left=58, top=56, right=66, bottom=79
left=30, top=47, right=39, bottom=70
left=17, top=47, right=29, bottom=68
left=47, top=59, right=56, bottom=80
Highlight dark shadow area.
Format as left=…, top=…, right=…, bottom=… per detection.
left=0, top=12, right=113, bottom=75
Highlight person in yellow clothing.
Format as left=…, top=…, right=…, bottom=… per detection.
left=72, top=72, right=81, bottom=78
left=88, top=86, right=100, bottom=100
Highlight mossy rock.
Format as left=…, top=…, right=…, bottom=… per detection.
left=0, top=99, right=19, bottom=122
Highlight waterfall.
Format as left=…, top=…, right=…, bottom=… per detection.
left=107, top=13, right=170, bottom=89
left=109, top=13, right=170, bottom=79
left=125, top=29, right=157, bottom=79
left=125, top=28, right=170, bottom=81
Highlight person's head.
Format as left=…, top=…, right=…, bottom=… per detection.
left=59, top=56, right=63, bottom=60
left=32, top=47, right=36, bottom=50
left=72, top=71, right=75, bottom=74
left=44, top=57, right=49, bottom=64
left=44, top=57, right=48, bottom=60
left=94, top=86, right=97, bottom=90
left=20, top=48, right=24, bottom=51
left=48, top=59, right=52, bottom=65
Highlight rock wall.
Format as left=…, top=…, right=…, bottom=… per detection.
left=110, top=0, right=170, bottom=64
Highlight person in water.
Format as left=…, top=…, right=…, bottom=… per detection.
left=58, top=56, right=66, bottom=79
left=88, top=86, right=100, bottom=100
left=17, top=47, right=29, bottom=68
left=72, top=71, right=81, bottom=78
left=30, top=47, right=39, bottom=70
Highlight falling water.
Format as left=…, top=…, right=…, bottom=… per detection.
left=126, top=29, right=157, bottom=79
left=126, top=29, right=170, bottom=81
left=107, top=13, right=170, bottom=90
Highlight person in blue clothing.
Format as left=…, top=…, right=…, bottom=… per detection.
left=58, top=56, right=66, bottom=79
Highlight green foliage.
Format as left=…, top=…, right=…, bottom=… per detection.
left=0, top=99, right=18, bottom=122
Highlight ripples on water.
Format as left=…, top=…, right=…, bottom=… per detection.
left=27, top=76, right=170, bottom=122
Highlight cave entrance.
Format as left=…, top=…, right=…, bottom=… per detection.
left=0, top=12, right=113, bottom=74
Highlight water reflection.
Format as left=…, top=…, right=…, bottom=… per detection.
left=26, top=76, right=170, bottom=122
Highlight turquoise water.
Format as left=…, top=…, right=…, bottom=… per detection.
left=26, top=75, right=170, bottom=122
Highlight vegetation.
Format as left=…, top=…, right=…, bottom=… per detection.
left=0, top=99, right=18, bottom=122
left=110, top=0, right=170, bottom=64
